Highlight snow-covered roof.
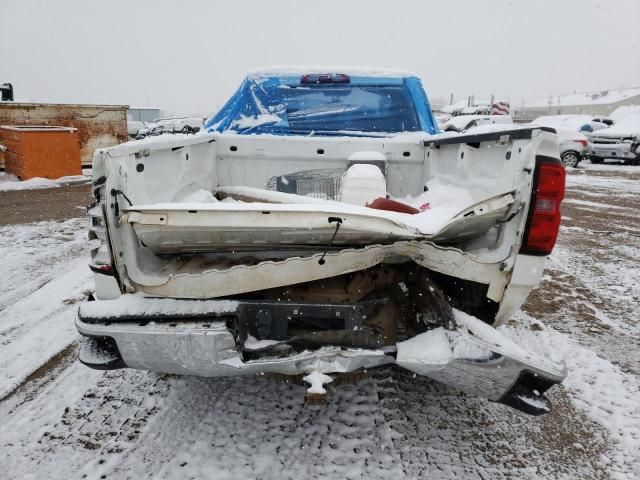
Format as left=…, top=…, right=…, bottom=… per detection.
left=440, top=101, right=469, bottom=114
left=443, top=114, right=513, bottom=131
left=532, top=114, right=595, bottom=127
left=610, top=105, right=640, bottom=121
left=441, top=100, right=491, bottom=114
left=526, top=87, right=640, bottom=108
left=461, top=104, right=491, bottom=115
left=442, top=115, right=485, bottom=130
left=591, top=114, right=640, bottom=137
left=247, top=66, right=416, bottom=79
left=0, top=101, right=128, bottom=109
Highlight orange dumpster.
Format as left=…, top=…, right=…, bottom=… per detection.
left=0, top=125, right=82, bottom=180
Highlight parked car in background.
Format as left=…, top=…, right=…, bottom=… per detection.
left=610, top=105, right=640, bottom=122
left=153, top=116, right=204, bottom=134
left=135, top=122, right=158, bottom=139
left=127, top=120, right=145, bottom=139
left=0, top=82, right=14, bottom=101
left=149, top=119, right=175, bottom=136
left=134, top=117, right=205, bottom=139
left=531, top=117, right=592, bottom=167
left=442, top=114, right=513, bottom=132
left=464, top=121, right=588, bottom=168
left=460, top=103, right=491, bottom=115
left=532, top=115, right=608, bottom=135
left=591, top=116, right=615, bottom=127
left=586, top=114, right=640, bottom=165
left=434, top=112, right=451, bottom=130
left=554, top=129, right=589, bottom=167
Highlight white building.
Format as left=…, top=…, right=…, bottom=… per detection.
left=514, top=87, right=640, bottom=122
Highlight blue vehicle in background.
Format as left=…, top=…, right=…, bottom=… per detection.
left=204, top=68, right=439, bottom=137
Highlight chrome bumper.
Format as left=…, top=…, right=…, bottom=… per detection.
left=76, top=298, right=566, bottom=415
left=587, top=142, right=636, bottom=160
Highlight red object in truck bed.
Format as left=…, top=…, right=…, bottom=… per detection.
left=366, top=197, right=420, bottom=215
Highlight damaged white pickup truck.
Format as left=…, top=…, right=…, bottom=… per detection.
left=77, top=68, right=567, bottom=415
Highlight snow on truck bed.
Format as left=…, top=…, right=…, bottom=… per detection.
left=126, top=181, right=499, bottom=238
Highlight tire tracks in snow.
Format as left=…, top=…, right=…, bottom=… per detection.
left=0, top=259, right=91, bottom=399
left=0, top=361, right=104, bottom=476
left=0, top=341, right=78, bottom=407
left=0, top=277, right=53, bottom=315
left=0, top=218, right=89, bottom=312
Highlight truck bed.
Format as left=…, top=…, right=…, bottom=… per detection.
left=81, top=124, right=566, bottom=414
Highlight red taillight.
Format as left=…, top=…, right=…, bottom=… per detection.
left=576, top=139, right=588, bottom=147
left=521, top=157, right=566, bottom=255
left=301, top=73, right=350, bottom=84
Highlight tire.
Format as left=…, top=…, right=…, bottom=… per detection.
left=561, top=151, right=581, bottom=168
left=589, top=156, right=604, bottom=164
left=182, top=126, right=193, bottom=134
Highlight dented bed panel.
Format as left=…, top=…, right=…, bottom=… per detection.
left=132, top=241, right=507, bottom=300
left=92, top=131, right=551, bottom=309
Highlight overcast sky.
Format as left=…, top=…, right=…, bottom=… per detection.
left=1, top=0, right=639, bottom=115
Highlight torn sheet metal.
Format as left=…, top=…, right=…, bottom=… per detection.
left=133, top=240, right=507, bottom=302
left=77, top=301, right=565, bottom=409
left=396, top=310, right=566, bottom=402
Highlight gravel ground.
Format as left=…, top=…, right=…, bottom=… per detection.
left=0, top=164, right=638, bottom=479
left=0, top=185, right=92, bottom=226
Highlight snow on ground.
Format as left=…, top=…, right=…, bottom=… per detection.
left=0, top=163, right=639, bottom=479
left=0, top=172, right=91, bottom=192
left=0, top=218, right=92, bottom=397
left=504, top=313, right=640, bottom=478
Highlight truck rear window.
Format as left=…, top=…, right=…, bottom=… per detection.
left=280, top=85, right=420, bottom=135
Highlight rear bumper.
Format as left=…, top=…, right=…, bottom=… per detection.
left=587, top=142, right=637, bottom=160
left=76, top=296, right=566, bottom=414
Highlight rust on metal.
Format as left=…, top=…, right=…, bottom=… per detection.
left=305, top=392, right=328, bottom=405
left=0, top=125, right=82, bottom=180
left=264, top=369, right=373, bottom=405
left=0, top=102, right=128, bottom=168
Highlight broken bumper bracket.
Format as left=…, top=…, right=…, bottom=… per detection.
left=76, top=297, right=566, bottom=415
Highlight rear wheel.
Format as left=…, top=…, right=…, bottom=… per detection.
left=182, top=125, right=193, bottom=134
left=561, top=151, right=581, bottom=168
